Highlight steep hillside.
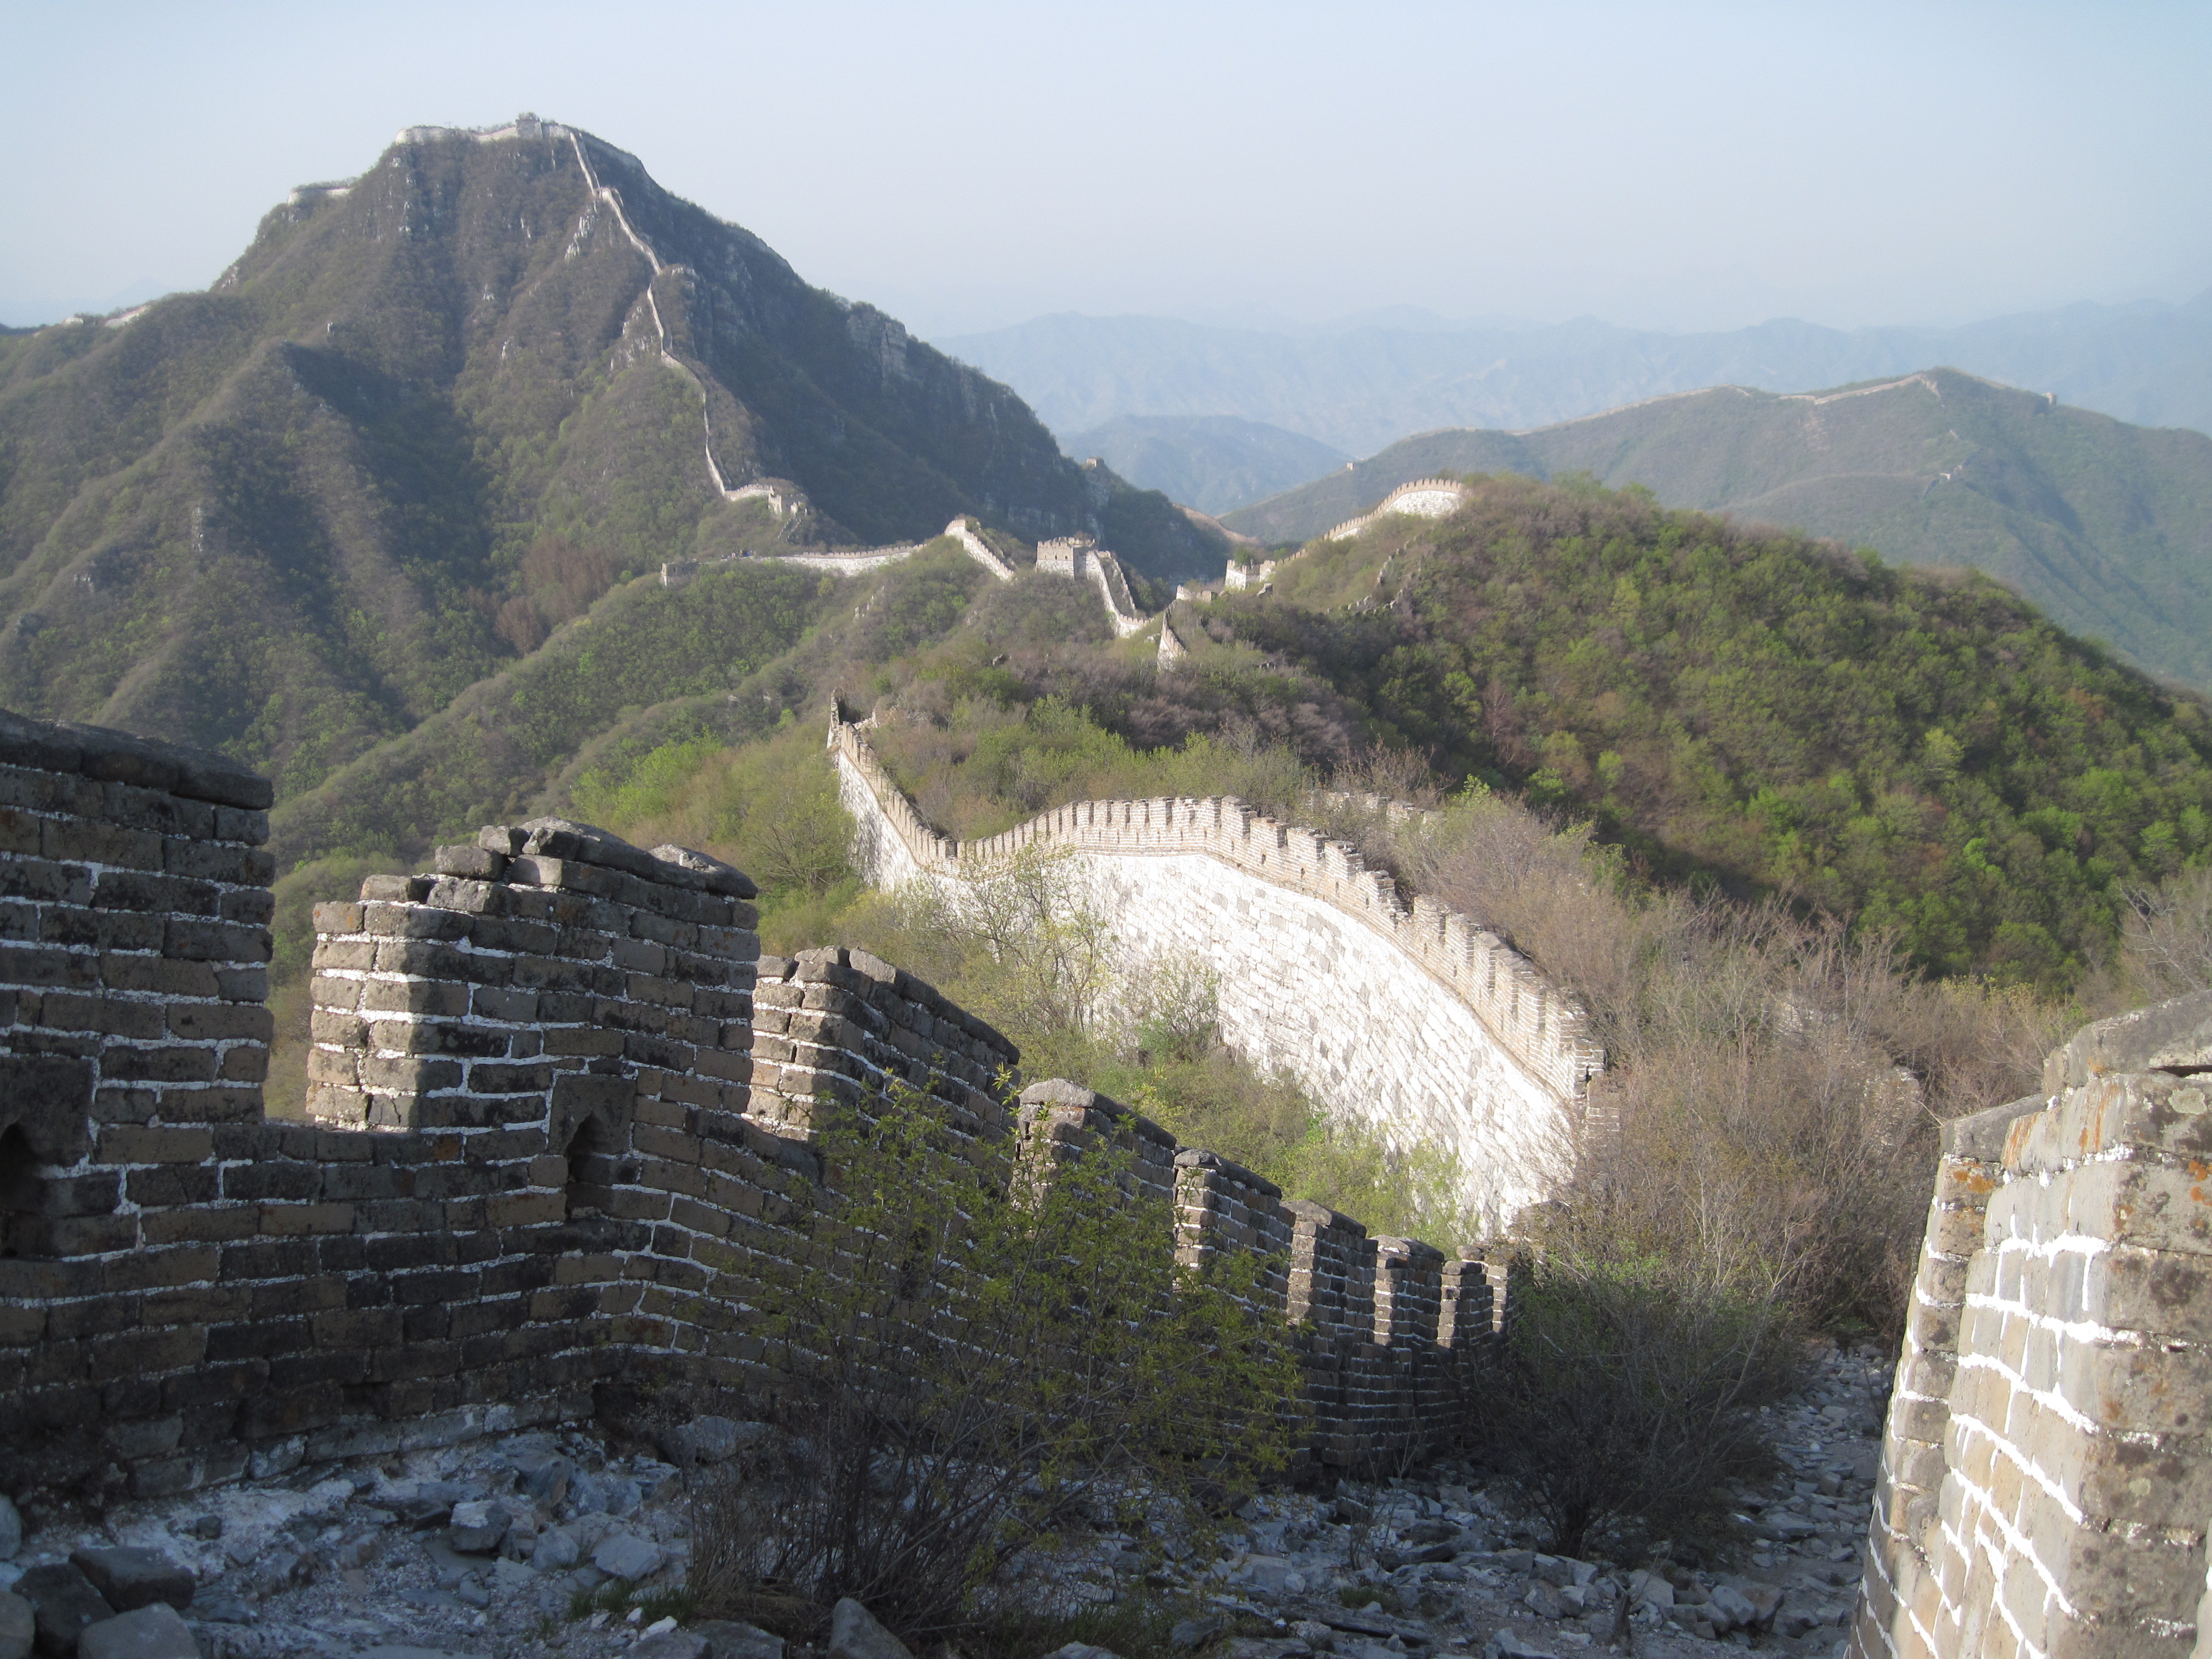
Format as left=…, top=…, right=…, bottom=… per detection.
left=1060, top=414, right=1350, bottom=513
left=1224, top=371, right=2212, bottom=690
left=941, top=294, right=2212, bottom=456
left=1191, top=474, right=2212, bottom=985
left=0, top=116, right=1216, bottom=795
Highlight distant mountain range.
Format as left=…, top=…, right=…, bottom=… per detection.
left=1060, top=414, right=1349, bottom=514
left=1222, top=369, right=2212, bottom=691
left=0, top=117, right=1217, bottom=797
left=941, top=296, right=2212, bottom=459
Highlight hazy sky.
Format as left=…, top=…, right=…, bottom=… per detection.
left=4, top=1, right=2207, bottom=339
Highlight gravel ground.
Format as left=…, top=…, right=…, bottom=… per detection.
left=0, top=1348, right=1888, bottom=1659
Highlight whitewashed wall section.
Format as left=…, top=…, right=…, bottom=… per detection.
left=830, top=718, right=1599, bottom=1220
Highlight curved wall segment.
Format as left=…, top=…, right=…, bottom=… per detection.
left=830, top=717, right=1600, bottom=1221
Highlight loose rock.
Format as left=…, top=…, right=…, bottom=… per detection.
left=75, top=1605, right=197, bottom=1659
left=591, top=1534, right=664, bottom=1582
left=445, top=1501, right=512, bottom=1556
left=0, top=1592, right=30, bottom=1659
left=66, top=1553, right=192, bottom=1615
left=16, top=1562, right=113, bottom=1657
left=655, top=1417, right=745, bottom=1467
left=531, top=1529, right=580, bottom=1572
left=0, top=1500, right=18, bottom=1564
left=693, top=1621, right=785, bottom=1659
left=630, top=1634, right=708, bottom=1659
left=827, top=1598, right=912, bottom=1659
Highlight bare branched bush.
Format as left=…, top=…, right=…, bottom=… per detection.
left=1470, top=1252, right=1801, bottom=1561
left=1382, top=786, right=2069, bottom=1335
left=690, top=1078, right=1299, bottom=1644
left=2120, top=864, right=2212, bottom=998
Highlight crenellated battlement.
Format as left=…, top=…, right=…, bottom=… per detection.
left=831, top=717, right=1601, bottom=1221
left=0, top=708, right=1507, bottom=1504
left=1324, top=477, right=1474, bottom=542
left=830, top=718, right=1601, bottom=1103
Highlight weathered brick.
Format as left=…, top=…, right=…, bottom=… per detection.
left=165, top=917, right=272, bottom=964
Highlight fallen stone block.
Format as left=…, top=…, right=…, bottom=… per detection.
left=16, top=1562, right=113, bottom=1657
left=656, top=1417, right=748, bottom=1467
left=66, top=1554, right=192, bottom=1617
left=1706, top=1585, right=1757, bottom=1633
left=76, top=1606, right=197, bottom=1659
left=445, top=1501, right=512, bottom=1556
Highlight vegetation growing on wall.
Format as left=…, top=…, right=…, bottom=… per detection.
left=692, top=1075, right=1300, bottom=1642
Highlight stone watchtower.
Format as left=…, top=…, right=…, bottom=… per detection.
left=1036, top=536, right=1093, bottom=579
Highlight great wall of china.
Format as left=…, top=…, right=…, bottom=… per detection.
left=828, top=716, right=1600, bottom=1224
left=1325, top=478, right=1475, bottom=543
left=0, top=710, right=1506, bottom=1509
left=3, top=440, right=2209, bottom=1649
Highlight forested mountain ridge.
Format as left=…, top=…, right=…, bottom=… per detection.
left=1224, top=369, right=2212, bottom=691
left=1187, top=474, right=2212, bottom=985
left=0, top=116, right=1214, bottom=797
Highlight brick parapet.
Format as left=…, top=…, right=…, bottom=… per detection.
left=1852, top=990, right=2212, bottom=1659
left=0, top=712, right=275, bottom=1154
left=0, top=710, right=1498, bottom=1504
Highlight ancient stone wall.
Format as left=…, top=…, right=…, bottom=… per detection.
left=657, top=517, right=1016, bottom=592
left=1324, top=478, right=1473, bottom=542
left=830, top=717, right=1600, bottom=1222
left=1851, top=993, right=2212, bottom=1659
left=0, top=711, right=1501, bottom=1507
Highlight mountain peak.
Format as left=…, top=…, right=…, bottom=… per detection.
left=0, top=120, right=1222, bottom=792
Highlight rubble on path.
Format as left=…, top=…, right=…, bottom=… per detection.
left=0, top=1351, right=1882, bottom=1659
